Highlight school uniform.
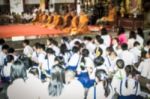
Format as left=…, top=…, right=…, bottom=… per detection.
left=101, top=35, right=111, bottom=47
left=23, top=45, right=33, bottom=57
left=51, top=45, right=60, bottom=56
left=77, top=57, right=95, bottom=88
left=117, top=78, right=141, bottom=99
left=59, top=52, right=71, bottom=66
left=1, top=63, right=12, bottom=82
left=87, top=82, right=115, bottom=99
left=85, top=42, right=96, bottom=55
left=67, top=53, right=80, bottom=71
left=119, top=50, right=135, bottom=66
left=136, top=35, right=144, bottom=48
left=129, top=47, right=141, bottom=63
left=61, top=79, right=85, bottom=99
left=69, top=38, right=82, bottom=49
left=104, top=56, right=119, bottom=72
left=128, top=38, right=136, bottom=49
left=99, top=44, right=107, bottom=56
left=111, top=69, right=126, bottom=91
left=0, top=51, right=6, bottom=67
left=41, top=55, right=55, bottom=76
left=138, top=59, right=150, bottom=79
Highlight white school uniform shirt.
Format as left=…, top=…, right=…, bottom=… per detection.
left=0, top=51, right=6, bottom=66
left=42, top=55, right=55, bottom=70
left=1, top=63, right=12, bottom=77
left=23, top=45, right=33, bottom=57
left=61, top=79, right=85, bottom=99
left=0, top=45, right=2, bottom=52
left=87, top=82, right=114, bottom=99
left=31, top=51, right=39, bottom=63
left=60, top=52, right=71, bottom=66
left=111, top=69, right=126, bottom=91
left=138, top=59, right=150, bottom=79
left=38, top=52, right=46, bottom=64
left=68, top=53, right=80, bottom=67
left=128, top=38, right=136, bottom=49
left=104, top=56, right=119, bottom=72
left=129, top=47, right=141, bottom=63
left=101, top=34, right=111, bottom=47
left=51, top=45, right=60, bottom=56
left=85, top=42, right=96, bottom=54
left=136, top=35, right=144, bottom=48
left=116, top=78, right=141, bottom=96
left=119, top=50, right=135, bottom=66
left=77, top=57, right=94, bottom=72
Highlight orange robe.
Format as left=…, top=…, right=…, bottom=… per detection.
left=43, top=15, right=54, bottom=28
left=41, top=14, right=48, bottom=23
left=77, top=14, right=89, bottom=34
left=48, top=15, right=63, bottom=29
left=70, top=16, right=79, bottom=35
left=62, top=14, right=72, bottom=33
left=102, top=7, right=116, bottom=22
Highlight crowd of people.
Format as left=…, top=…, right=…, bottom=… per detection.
left=0, top=26, right=150, bottom=99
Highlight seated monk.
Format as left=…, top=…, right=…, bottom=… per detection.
left=42, top=12, right=54, bottom=28
left=41, top=11, right=48, bottom=24
left=70, top=12, right=79, bottom=35
left=48, top=12, right=64, bottom=29
left=77, top=11, right=89, bottom=34
left=62, top=12, right=73, bottom=34
left=97, top=4, right=116, bottom=24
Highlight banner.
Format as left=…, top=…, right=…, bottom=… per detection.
left=40, top=0, right=45, bottom=11
left=10, top=0, right=24, bottom=15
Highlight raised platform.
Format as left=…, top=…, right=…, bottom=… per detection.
left=0, top=24, right=103, bottom=38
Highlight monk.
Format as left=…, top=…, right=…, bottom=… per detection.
left=41, top=11, right=48, bottom=24
left=62, top=12, right=73, bottom=34
left=77, top=11, right=89, bottom=34
left=70, top=12, right=79, bottom=35
left=97, top=4, right=116, bottom=24
left=42, top=12, right=54, bottom=28
left=48, top=12, right=63, bottom=29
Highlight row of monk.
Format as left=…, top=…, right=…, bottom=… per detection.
left=32, top=10, right=89, bottom=35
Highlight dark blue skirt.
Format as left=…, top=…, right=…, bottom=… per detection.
left=66, top=66, right=77, bottom=71
left=78, top=72, right=95, bottom=88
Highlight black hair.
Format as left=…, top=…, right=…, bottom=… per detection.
left=46, top=48, right=55, bottom=54
left=95, top=35, right=101, bottom=40
left=0, top=39, right=5, bottom=45
left=118, top=26, right=125, bottom=35
left=29, top=67, right=40, bottom=77
left=141, top=50, right=147, bottom=59
left=106, top=47, right=114, bottom=55
left=74, top=41, right=81, bottom=47
left=116, top=59, right=124, bottom=69
left=137, top=27, right=144, bottom=39
left=97, top=38, right=104, bottom=44
left=19, top=54, right=33, bottom=69
left=72, top=46, right=80, bottom=53
left=33, top=42, right=41, bottom=49
left=48, top=71, right=64, bottom=96
left=129, top=31, right=136, bottom=39
left=38, top=44, right=45, bottom=51
left=121, top=43, right=128, bottom=50
left=10, top=60, right=27, bottom=82
left=62, top=37, right=69, bottom=42
left=94, top=56, right=105, bottom=67
left=2, top=44, right=9, bottom=50
left=101, top=28, right=108, bottom=35
left=146, top=40, right=150, bottom=46
left=6, top=55, right=14, bottom=64
left=54, top=56, right=65, bottom=66
left=60, top=44, right=68, bottom=55
left=80, top=49, right=89, bottom=70
left=133, top=41, right=140, bottom=47
left=8, top=47, right=15, bottom=53
left=95, top=69, right=110, bottom=97
left=23, top=40, right=30, bottom=45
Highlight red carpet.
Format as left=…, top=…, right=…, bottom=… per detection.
left=0, top=24, right=65, bottom=38
left=0, top=24, right=103, bottom=38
